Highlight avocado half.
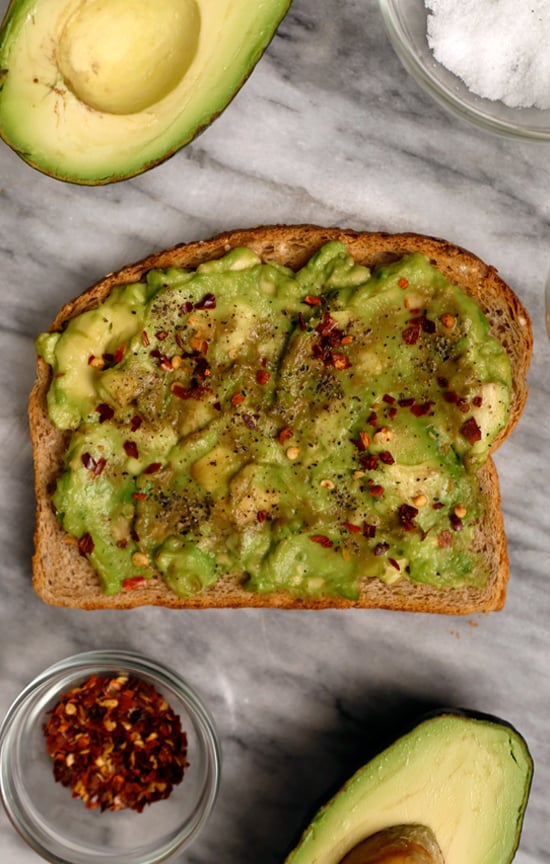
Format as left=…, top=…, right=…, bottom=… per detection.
left=0, top=0, right=291, bottom=184
left=285, top=711, right=533, bottom=864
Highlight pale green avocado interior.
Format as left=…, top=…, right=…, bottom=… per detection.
left=37, top=243, right=512, bottom=599
left=284, top=713, right=533, bottom=864
left=0, top=0, right=291, bottom=183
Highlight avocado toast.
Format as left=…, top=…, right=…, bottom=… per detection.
left=29, top=225, right=532, bottom=612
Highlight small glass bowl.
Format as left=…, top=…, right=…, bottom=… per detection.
left=378, top=0, right=550, bottom=140
left=0, top=650, right=220, bottom=864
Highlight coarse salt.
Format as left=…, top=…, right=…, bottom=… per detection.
left=425, top=0, right=550, bottom=109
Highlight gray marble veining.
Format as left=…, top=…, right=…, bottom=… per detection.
left=1, top=1, right=549, bottom=862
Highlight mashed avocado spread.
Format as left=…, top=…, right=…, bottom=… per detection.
left=37, top=243, right=512, bottom=598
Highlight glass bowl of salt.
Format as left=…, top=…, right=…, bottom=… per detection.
left=379, top=0, right=550, bottom=140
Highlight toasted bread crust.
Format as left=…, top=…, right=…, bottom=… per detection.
left=29, top=226, right=532, bottom=612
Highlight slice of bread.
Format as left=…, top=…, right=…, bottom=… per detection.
left=29, top=226, right=532, bottom=613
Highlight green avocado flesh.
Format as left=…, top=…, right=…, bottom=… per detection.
left=0, top=0, right=291, bottom=184
left=37, top=243, right=512, bottom=598
left=284, top=713, right=533, bottom=864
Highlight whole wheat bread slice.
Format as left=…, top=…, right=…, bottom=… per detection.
left=29, top=226, right=533, bottom=612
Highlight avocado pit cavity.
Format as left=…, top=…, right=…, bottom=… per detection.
left=56, top=0, right=201, bottom=115
left=340, top=825, right=445, bottom=864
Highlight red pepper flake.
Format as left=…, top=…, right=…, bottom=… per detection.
left=257, top=510, right=267, bottom=523
left=144, top=462, right=162, bottom=474
left=256, top=369, right=270, bottom=385
left=155, top=330, right=169, bottom=341
left=398, top=397, right=415, bottom=408
left=361, top=454, right=379, bottom=470
left=43, top=674, right=188, bottom=813
left=456, top=397, right=470, bottom=414
left=366, top=411, right=378, bottom=426
left=231, top=392, right=246, bottom=406
left=387, top=406, right=398, bottom=419
left=312, top=344, right=329, bottom=363
left=382, top=393, right=396, bottom=405
left=131, top=415, right=143, bottom=432
left=78, top=533, right=94, bottom=557
left=122, top=576, right=148, bottom=590
left=242, top=413, right=259, bottom=430
left=132, top=492, right=148, bottom=501
left=150, top=349, right=173, bottom=371
left=437, top=376, right=449, bottom=389
left=311, top=311, right=352, bottom=370
left=304, top=294, right=322, bottom=306
left=363, top=522, right=377, bottom=539
left=421, top=316, right=436, bottom=334
left=331, top=352, right=351, bottom=370
left=298, top=312, right=306, bottom=331
left=342, top=521, right=362, bottom=533
left=351, top=431, right=370, bottom=451
left=432, top=501, right=444, bottom=510
left=96, top=403, right=114, bottom=423
left=142, top=330, right=150, bottom=347
left=81, top=453, right=107, bottom=477
left=316, top=311, right=337, bottom=337
left=389, top=558, right=401, bottom=571
left=450, top=513, right=464, bottom=532
left=359, top=430, right=371, bottom=449
left=116, top=539, right=128, bottom=549
left=194, top=293, right=216, bottom=310
left=398, top=503, right=419, bottom=531
left=310, top=534, right=333, bottom=548
left=461, top=416, right=482, bottom=444
left=410, top=401, right=434, bottom=417
left=278, top=426, right=293, bottom=444
left=81, top=452, right=94, bottom=471
left=123, top=440, right=139, bottom=460
left=374, top=542, right=389, bottom=556
left=379, top=451, right=395, bottom=465
left=191, top=339, right=209, bottom=357
left=193, top=355, right=211, bottom=378
left=171, top=381, right=210, bottom=401
left=101, top=345, right=126, bottom=366
left=443, top=390, right=459, bottom=404
left=368, top=484, right=385, bottom=497
left=472, top=395, right=483, bottom=407
left=402, top=321, right=422, bottom=345
left=398, top=277, right=409, bottom=289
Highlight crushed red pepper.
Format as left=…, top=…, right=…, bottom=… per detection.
left=44, top=674, right=189, bottom=813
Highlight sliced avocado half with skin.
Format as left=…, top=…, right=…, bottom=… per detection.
left=0, top=0, right=291, bottom=184
left=285, top=711, right=533, bottom=864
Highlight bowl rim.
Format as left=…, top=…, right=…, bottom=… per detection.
left=378, top=0, right=550, bottom=141
left=0, top=649, right=221, bottom=864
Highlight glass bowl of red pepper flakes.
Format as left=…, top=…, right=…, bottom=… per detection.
left=0, top=650, right=220, bottom=864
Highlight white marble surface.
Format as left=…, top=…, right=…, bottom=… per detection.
left=1, top=1, right=549, bottom=862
